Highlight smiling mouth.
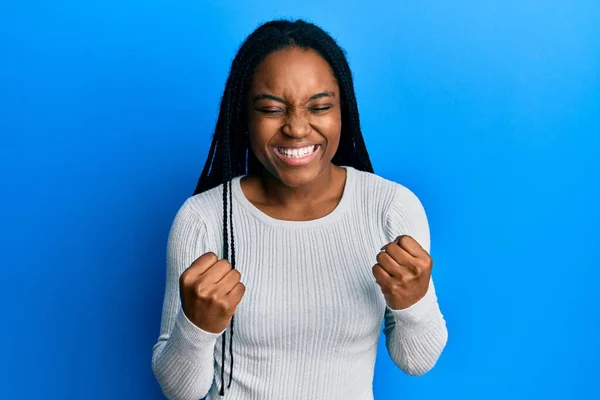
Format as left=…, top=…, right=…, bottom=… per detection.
left=273, top=144, right=322, bottom=166
left=276, top=144, right=319, bottom=158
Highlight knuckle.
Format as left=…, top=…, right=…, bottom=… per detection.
left=179, top=272, right=187, bottom=287
left=391, top=280, right=403, bottom=292
left=237, top=282, right=247, bottom=297
left=195, top=252, right=218, bottom=269
left=215, top=298, right=230, bottom=311
left=376, top=252, right=386, bottom=264
left=373, top=266, right=387, bottom=284
left=179, top=272, right=194, bottom=288
left=231, top=269, right=241, bottom=281
left=372, top=264, right=380, bottom=275
left=398, top=235, right=411, bottom=246
left=195, top=283, right=210, bottom=299
left=200, top=291, right=227, bottom=310
left=417, top=257, right=432, bottom=271
left=204, top=252, right=218, bottom=264
left=217, top=259, right=232, bottom=270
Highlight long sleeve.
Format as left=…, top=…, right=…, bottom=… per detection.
left=152, top=201, right=223, bottom=400
left=382, top=184, right=448, bottom=376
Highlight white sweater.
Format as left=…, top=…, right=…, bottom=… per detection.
left=152, top=166, right=448, bottom=400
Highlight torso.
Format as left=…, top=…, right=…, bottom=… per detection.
left=185, top=166, right=411, bottom=399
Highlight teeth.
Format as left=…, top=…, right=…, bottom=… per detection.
left=277, top=145, right=317, bottom=158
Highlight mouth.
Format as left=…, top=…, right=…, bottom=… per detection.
left=273, top=144, right=322, bottom=166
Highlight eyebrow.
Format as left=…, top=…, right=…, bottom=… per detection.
left=252, top=91, right=336, bottom=104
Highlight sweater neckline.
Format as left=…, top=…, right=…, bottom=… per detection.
left=232, top=166, right=355, bottom=229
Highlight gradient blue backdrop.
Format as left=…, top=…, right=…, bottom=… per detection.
left=1, top=1, right=599, bottom=399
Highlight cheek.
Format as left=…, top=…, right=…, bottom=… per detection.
left=247, top=118, right=279, bottom=160
left=318, top=113, right=342, bottom=147
left=253, top=119, right=278, bottom=134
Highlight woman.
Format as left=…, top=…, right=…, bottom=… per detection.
left=152, top=19, right=448, bottom=400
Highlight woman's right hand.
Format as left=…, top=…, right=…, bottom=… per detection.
left=179, top=252, right=246, bottom=334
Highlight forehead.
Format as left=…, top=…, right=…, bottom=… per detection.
left=250, top=47, right=338, bottom=96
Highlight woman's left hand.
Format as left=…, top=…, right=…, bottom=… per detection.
left=372, top=235, right=433, bottom=310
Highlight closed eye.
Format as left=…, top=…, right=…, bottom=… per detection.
left=309, top=105, right=333, bottom=113
left=258, top=108, right=285, bottom=115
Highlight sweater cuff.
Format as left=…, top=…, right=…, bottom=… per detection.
left=386, top=285, right=439, bottom=328
left=168, top=309, right=225, bottom=355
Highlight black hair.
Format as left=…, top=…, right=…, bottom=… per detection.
left=192, top=18, right=374, bottom=396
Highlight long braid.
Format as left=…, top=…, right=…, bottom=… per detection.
left=227, top=179, right=235, bottom=389
left=219, top=88, right=231, bottom=396
left=226, top=72, right=238, bottom=392
left=225, top=50, right=255, bottom=391
left=191, top=19, right=377, bottom=397
left=220, top=46, right=260, bottom=392
left=341, top=67, right=373, bottom=171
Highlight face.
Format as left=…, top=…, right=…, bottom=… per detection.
left=246, top=47, right=342, bottom=188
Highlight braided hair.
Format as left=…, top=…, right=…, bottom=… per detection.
left=192, top=19, right=374, bottom=396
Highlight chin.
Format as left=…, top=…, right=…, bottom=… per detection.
left=274, top=168, right=323, bottom=188
left=269, top=159, right=330, bottom=188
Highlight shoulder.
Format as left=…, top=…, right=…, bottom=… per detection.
left=349, top=167, right=429, bottom=249
left=350, top=167, right=424, bottom=214
left=170, top=183, right=226, bottom=237
left=167, top=183, right=227, bottom=256
left=180, top=184, right=225, bottom=219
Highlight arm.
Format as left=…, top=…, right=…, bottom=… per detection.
left=382, top=185, right=448, bottom=376
left=152, top=201, right=223, bottom=400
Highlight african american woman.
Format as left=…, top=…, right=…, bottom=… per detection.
left=152, top=19, right=448, bottom=400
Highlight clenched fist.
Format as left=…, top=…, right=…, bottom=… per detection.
left=179, top=252, right=246, bottom=334
left=372, top=235, right=433, bottom=310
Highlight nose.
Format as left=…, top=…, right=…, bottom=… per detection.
left=281, top=112, right=311, bottom=138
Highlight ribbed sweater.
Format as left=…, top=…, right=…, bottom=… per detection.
left=152, top=166, right=448, bottom=400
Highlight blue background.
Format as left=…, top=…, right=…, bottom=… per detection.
left=1, top=0, right=599, bottom=399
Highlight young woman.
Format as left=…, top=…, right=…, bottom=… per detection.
left=152, top=19, right=448, bottom=400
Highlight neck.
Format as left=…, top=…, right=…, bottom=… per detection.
left=256, top=164, right=341, bottom=207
